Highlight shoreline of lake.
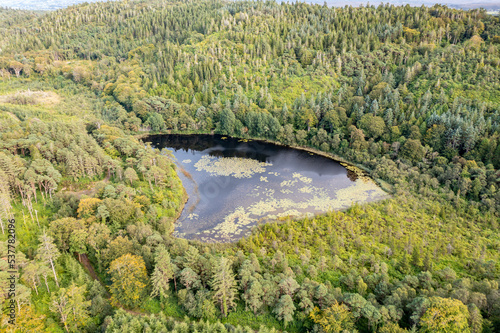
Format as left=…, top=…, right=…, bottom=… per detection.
left=144, top=133, right=391, bottom=243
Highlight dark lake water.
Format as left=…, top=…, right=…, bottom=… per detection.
left=147, top=134, right=387, bottom=242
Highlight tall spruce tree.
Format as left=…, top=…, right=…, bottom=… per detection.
left=211, top=256, right=237, bottom=317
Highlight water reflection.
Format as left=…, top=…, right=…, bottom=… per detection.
left=146, top=134, right=386, bottom=242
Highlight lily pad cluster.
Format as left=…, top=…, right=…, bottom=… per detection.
left=194, top=156, right=272, bottom=178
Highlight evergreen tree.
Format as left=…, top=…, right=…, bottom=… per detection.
left=36, top=231, right=60, bottom=287
left=211, top=256, right=237, bottom=317
left=273, top=294, right=295, bottom=328
left=218, top=108, right=236, bottom=135
left=151, top=245, right=175, bottom=300
left=246, top=279, right=264, bottom=315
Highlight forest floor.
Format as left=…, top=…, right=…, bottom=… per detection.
left=78, top=253, right=109, bottom=295
left=62, top=174, right=110, bottom=198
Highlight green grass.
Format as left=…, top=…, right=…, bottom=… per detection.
left=223, top=302, right=290, bottom=331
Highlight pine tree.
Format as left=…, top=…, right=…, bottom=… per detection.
left=151, top=245, right=175, bottom=300
left=398, top=252, right=410, bottom=274
left=184, top=246, right=200, bottom=271
left=423, top=251, right=433, bottom=272
left=279, top=276, right=299, bottom=297
left=180, top=267, right=201, bottom=291
left=15, top=284, right=31, bottom=313
left=39, top=264, right=51, bottom=293
left=124, top=167, right=139, bottom=185
left=412, top=247, right=423, bottom=269
left=274, top=294, right=296, bottom=328
left=246, top=280, right=264, bottom=315
left=36, top=231, right=60, bottom=287
left=21, top=262, right=40, bottom=295
left=50, top=288, right=70, bottom=332
left=210, top=256, right=237, bottom=317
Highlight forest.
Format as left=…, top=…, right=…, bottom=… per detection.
left=0, top=0, right=499, bottom=332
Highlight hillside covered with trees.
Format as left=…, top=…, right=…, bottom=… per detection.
left=0, top=0, right=499, bottom=332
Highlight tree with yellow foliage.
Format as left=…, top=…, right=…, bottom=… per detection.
left=50, top=284, right=91, bottom=332
left=109, top=254, right=149, bottom=309
left=1, top=305, right=46, bottom=332
left=77, top=197, right=102, bottom=219
left=419, top=297, right=470, bottom=333
left=309, top=301, right=355, bottom=333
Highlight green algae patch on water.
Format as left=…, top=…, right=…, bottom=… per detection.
left=194, top=155, right=272, bottom=178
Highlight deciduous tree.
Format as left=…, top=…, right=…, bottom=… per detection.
left=108, top=254, right=149, bottom=309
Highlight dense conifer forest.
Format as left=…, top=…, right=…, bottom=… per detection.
left=0, top=0, right=499, bottom=332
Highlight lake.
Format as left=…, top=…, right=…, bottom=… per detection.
left=147, top=134, right=388, bottom=242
